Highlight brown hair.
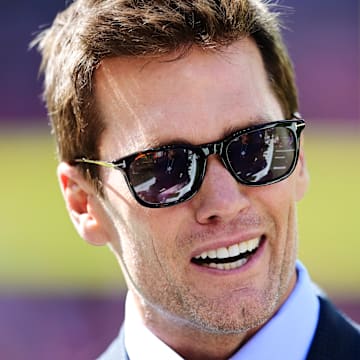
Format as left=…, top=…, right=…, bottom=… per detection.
left=33, top=0, right=298, bottom=190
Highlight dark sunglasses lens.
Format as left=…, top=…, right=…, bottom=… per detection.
left=227, top=126, right=297, bottom=184
left=128, top=148, right=201, bottom=205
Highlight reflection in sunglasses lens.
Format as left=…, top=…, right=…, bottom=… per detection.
left=227, top=127, right=295, bottom=184
left=130, top=149, right=198, bottom=205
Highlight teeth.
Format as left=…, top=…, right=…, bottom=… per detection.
left=216, top=247, right=229, bottom=259
left=205, top=257, right=248, bottom=270
left=208, top=250, right=217, bottom=259
left=239, top=242, right=247, bottom=253
left=228, top=244, right=239, bottom=257
left=195, top=237, right=261, bottom=261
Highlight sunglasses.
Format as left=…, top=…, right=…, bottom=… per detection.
left=75, top=117, right=305, bottom=208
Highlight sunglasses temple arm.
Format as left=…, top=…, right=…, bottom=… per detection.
left=74, top=158, right=120, bottom=169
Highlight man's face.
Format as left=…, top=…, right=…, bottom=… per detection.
left=91, top=38, right=308, bottom=334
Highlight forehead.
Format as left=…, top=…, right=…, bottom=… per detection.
left=94, top=38, right=283, bottom=159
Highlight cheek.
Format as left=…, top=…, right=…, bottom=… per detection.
left=108, top=204, right=164, bottom=292
left=112, top=205, right=192, bottom=305
left=252, top=178, right=297, bottom=215
left=250, top=178, right=299, bottom=247
left=104, top=188, right=185, bottom=275
left=267, top=181, right=299, bottom=259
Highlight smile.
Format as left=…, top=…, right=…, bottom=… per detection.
left=191, top=237, right=262, bottom=270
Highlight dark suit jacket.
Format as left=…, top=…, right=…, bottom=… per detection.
left=306, top=297, right=360, bottom=359
left=102, top=297, right=360, bottom=359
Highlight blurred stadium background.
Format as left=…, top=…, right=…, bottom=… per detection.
left=0, top=0, right=359, bottom=359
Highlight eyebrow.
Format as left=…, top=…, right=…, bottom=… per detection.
left=139, top=114, right=276, bottom=151
left=221, top=114, right=275, bottom=139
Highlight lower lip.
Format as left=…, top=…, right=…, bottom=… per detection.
left=191, top=236, right=266, bottom=275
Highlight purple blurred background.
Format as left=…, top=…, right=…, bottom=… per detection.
left=1, top=0, right=359, bottom=126
left=0, top=1, right=359, bottom=359
left=1, top=294, right=359, bottom=359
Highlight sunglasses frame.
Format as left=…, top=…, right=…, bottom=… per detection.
left=75, top=116, right=305, bottom=208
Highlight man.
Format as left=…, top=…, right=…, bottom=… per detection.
left=34, top=0, right=360, bottom=359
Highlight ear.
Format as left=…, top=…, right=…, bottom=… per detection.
left=57, top=162, right=111, bottom=246
left=295, top=144, right=310, bottom=202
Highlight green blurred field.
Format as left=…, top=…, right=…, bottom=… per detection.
left=1, top=127, right=359, bottom=296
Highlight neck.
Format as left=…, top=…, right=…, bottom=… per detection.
left=131, top=294, right=258, bottom=360
left=129, top=272, right=297, bottom=360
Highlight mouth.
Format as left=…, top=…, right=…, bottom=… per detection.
left=191, top=236, right=264, bottom=271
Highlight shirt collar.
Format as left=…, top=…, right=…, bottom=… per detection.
left=229, top=260, right=320, bottom=360
left=124, top=293, right=182, bottom=360
left=124, top=260, right=319, bottom=360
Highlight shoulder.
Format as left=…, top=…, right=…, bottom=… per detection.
left=306, top=296, right=360, bottom=360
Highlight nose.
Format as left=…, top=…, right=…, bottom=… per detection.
left=192, top=156, right=251, bottom=224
